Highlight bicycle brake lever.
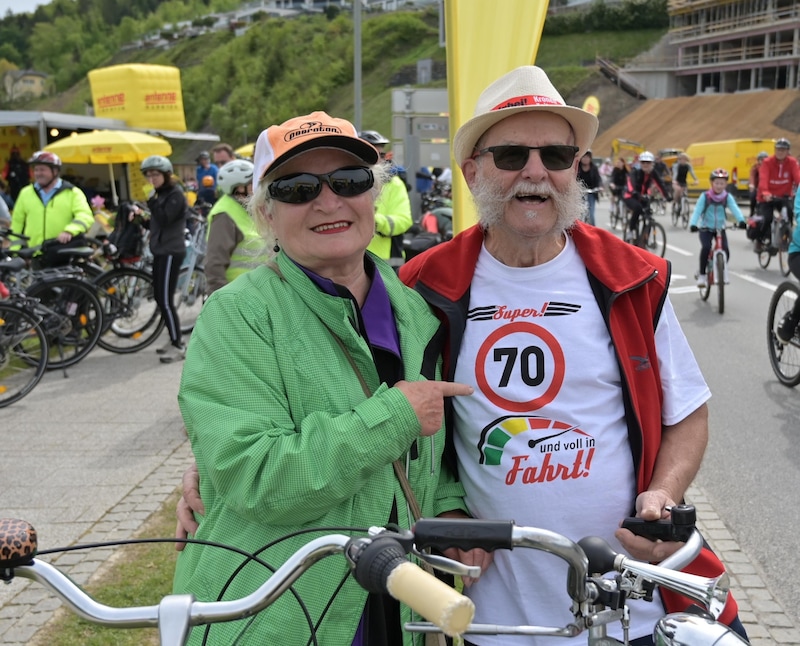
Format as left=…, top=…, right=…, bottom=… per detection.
left=413, top=550, right=482, bottom=579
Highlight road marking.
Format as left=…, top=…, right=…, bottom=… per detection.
left=666, top=243, right=693, bottom=256
left=732, top=272, right=779, bottom=291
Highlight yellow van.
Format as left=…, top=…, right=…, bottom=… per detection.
left=685, top=139, right=775, bottom=198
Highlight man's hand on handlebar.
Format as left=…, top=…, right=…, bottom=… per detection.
left=615, top=489, right=684, bottom=562
left=435, top=510, right=495, bottom=587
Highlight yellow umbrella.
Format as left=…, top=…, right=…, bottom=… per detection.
left=235, top=142, right=255, bottom=159
left=45, top=130, right=172, bottom=205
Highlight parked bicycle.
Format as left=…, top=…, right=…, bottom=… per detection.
left=0, top=505, right=746, bottom=645
left=1, top=230, right=104, bottom=371
left=0, top=259, right=48, bottom=408
left=176, top=206, right=209, bottom=335
left=766, top=280, right=800, bottom=387
left=757, top=199, right=793, bottom=276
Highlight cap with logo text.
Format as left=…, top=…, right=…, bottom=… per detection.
left=253, top=111, right=379, bottom=191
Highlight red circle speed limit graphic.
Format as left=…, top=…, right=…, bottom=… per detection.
left=475, top=321, right=565, bottom=412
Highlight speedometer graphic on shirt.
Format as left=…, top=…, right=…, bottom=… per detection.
left=475, top=321, right=565, bottom=413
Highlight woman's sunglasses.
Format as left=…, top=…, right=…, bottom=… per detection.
left=268, top=166, right=374, bottom=204
left=472, top=144, right=579, bottom=171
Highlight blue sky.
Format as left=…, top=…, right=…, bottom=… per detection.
left=0, top=0, right=50, bottom=16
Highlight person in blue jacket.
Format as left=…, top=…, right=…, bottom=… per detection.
left=690, top=168, right=746, bottom=287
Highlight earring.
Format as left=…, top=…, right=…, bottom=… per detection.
left=273, top=240, right=280, bottom=253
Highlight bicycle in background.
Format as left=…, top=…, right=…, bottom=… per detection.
left=698, top=225, right=736, bottom=315
left=629, top=195, right=667, bottom=257
left=756, top=199, right=793, bottom=276
left=767, top=280, right=800, bottom=387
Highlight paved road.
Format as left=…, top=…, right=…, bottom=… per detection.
left=1, top=227, right=799, bottom=644
left=0, top=341, right=191, bottom=644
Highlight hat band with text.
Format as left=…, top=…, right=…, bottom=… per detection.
left=492, top=94, right=564, bottom=111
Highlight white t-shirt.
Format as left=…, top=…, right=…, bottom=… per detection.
left=452, top=237, right=710, bottom=645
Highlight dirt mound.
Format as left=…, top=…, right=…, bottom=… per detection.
left=573, top=73, right=800, bottom=158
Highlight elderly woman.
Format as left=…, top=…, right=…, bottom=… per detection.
left=173, top=112, right=472, bottom=645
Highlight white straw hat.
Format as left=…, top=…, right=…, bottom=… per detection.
left=452, top=66, right=599, bottom=166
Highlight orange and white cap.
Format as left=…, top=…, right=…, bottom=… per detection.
left=253, top=111, right=379, bottom=191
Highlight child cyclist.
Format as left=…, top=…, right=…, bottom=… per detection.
left=690, top=168, right=747, bottom=287
left=778, top=196, right=800, bottom=343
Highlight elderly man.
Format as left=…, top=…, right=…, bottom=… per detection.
left=400, top=66, right=746, bottom=645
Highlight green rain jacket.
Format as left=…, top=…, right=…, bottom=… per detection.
left=175, top=251, right=466, bottom=646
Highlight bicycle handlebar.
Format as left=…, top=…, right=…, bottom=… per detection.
left=0, top=509, right=729, bottom=644
left=0, top=518, right=473, bottom=644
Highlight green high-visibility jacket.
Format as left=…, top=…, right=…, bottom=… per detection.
left=174, top=251, right=466, bottom=645
left=11, top=181, right=93, bottom=248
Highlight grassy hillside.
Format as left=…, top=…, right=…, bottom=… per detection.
left=26, top=9, right=664, bottom=161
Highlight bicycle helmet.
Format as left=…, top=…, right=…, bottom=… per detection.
left=140, top=155, right=173, bottom=175
left=28, top=150, right=62, bottom=168
left=638, top=151, right=655, bottom=163
left=196, top=151, right=210, bottom=161
left=358, top=130, right=390, bottom=146
left=776, top=138, right=791, bottom=149
left=757, top=151, right=769, bottom=160
left=217, top=160, right=254, bottom=195
left=710, top=168, right=729, bottom=181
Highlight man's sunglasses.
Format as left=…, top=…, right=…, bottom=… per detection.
left=472, top=144, right=579, bottom=171
left=268, top=167, right=374, bottom=204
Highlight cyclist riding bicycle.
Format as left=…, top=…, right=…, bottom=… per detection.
left=622, top=150, right=668, bottom=242
left=748, top=151, right=768, bottom=218
left=671, top=152, right=698, bottom=212
left=755, top=137, right=800, bottom=253
left=778, top=195, right=800, bottom=343
left=689, top=168, right=747, bottom=288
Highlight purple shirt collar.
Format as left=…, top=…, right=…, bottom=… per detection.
left=292, top=256, right=401, bottom=358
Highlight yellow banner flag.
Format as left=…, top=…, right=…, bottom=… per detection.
left=445, top=0, right=550, bottom=233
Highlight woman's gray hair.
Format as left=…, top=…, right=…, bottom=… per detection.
left=248, top=161, right=390, bottom=256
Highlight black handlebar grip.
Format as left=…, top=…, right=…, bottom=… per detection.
left=351, top=536, right=408, bottom=594
left=414, top=518, right=514, bottom=552
left=0, top=518, right=38, bottom=568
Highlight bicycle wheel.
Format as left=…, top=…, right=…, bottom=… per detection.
left=94, top=268, right=165, bottom=354
left=700, top=257, right=712, bottom=301
left=681, top=197, right=690, bottom=229
left=778, top=224, right=792, bottom=277
left=610, top=200, right=622, bottom=230
left=643, top=221, right=667, bottom=257
left=176, top=265, right=207, bottom=334
left=26, top=277, right=104, bottom=370
left=766, top=281, right=800, bottom=387
left=715, top=253, right=725, bottom=315
left=757, top=245, right=771, bottom=269
left=671, top=201, right=680, bottom=227
left=0, top=303, right=48, bottom=408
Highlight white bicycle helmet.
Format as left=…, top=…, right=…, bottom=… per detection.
left=217, top=160, right=254, bottom=195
